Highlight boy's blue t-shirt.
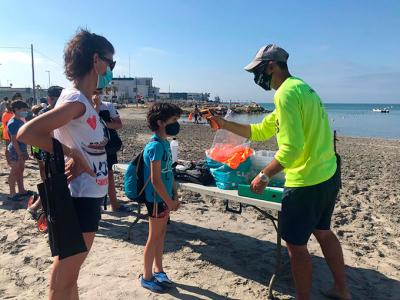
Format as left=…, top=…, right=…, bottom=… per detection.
left=143, top=134, right=173, bottom=204
left=7, top=117, right=27, bottom=153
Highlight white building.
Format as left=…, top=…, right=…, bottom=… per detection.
left=105, top=77, right=160, bottom=103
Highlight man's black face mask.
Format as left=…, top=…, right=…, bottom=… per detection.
left=253, top=62, right=272, bottom=91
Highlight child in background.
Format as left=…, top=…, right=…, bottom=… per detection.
left=139, top=103, right=182, bottom=293
left=7, top=100, right=30, bottom=200
left=1, top=101, right=14, bottom=163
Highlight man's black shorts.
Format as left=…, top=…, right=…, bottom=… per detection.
left=281, top=167, right=341, bottom=245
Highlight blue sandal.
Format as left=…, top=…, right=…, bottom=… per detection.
left=153, top=271, right=174, bottom=288
left=139, top=274, right=166, bottom=293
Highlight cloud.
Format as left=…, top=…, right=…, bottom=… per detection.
left=0, top=51, right=43, bottom=65
left=139, top=47, right=169, bottom=56
left=318, top=44, right=330, bottom=51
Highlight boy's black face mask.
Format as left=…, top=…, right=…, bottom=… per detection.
left=165, top=121, right=180, bottom=136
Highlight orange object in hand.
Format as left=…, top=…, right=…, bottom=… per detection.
left=200, top=109, right=220, bottom=130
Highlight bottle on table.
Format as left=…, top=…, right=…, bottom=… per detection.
left=170, top=138, right=179, bottom=163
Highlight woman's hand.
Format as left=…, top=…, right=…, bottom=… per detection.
left=65, top=149, right=96, bottom=183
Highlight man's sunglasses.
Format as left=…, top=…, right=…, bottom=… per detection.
left=99, top=55, right=116, bottom=71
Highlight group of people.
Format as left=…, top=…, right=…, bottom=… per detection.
left=1, top=28, right=351, bottom=300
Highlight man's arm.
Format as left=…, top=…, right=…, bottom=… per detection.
left=210, top=110, right=277, bottom=141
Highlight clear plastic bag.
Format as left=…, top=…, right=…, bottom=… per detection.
left=206, top=110, right=253, bottom=169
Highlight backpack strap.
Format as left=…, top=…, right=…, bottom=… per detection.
left=148, top=137, right=168, bottom=211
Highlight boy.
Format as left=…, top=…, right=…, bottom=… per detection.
left=7, top=100, right=30, bottom=200
left=140, top=103, right=182, bottom=292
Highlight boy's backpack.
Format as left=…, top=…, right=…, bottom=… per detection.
left=173, top=160, right=214, bottom=186
left=124, top=137, right=167, bottom=203
left=124, top=151, right=148, bottom=203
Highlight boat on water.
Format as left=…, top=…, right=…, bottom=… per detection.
left=372, top=108, right=390, bottom=113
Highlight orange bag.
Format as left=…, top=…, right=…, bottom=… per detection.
left=188, top=113, right=193, bottom=121
left=206, top=144, right=253, bottom=169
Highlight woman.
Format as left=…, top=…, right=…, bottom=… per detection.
left=18, top=29, right=115, bottom=299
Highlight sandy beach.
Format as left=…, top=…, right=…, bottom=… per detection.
left=0, top=107, right=399, bottom=299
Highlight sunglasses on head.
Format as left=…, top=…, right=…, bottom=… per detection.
left=99, top=55, right=116, bottom=71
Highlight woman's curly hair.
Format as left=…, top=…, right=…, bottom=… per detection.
left=64, top=29, right=114, bottom=81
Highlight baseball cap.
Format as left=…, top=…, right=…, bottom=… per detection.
left=244, top=44, right=289, bottom=72
left=47, top=86, right=63, bottom=98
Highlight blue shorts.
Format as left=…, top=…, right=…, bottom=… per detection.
left=9, top=149, right=29, bottom=162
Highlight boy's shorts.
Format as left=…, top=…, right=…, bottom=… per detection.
left=280, top=167, right=341, bottom=246
left=9, top=149, right=29, bottom=162
left=145, top=201, right=168, bottom=218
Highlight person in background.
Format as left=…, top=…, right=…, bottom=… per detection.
left=92, top=88, right=128, bottom=212
left=193, top=104, right=200, bottom=124
left=28, top=86, right=64, bottom=218
left=12, top=92, right=23, bottom=101
left=7, top=100, right=31, bottom=201
left=0, top=96, right=8, bottom=116
left=17, top=29, right=115, bottom=299
left=40, top=86, right=63, bottom=114
left=2, top=101, right=14, bottom=164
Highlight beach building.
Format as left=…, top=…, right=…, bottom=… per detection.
left=159, top=92, right=210, bottom=102
left=0, top=87, right=48, bottom=103
left=105, top=77, right=160, bottom=103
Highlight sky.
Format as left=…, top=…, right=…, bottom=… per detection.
left=0, top=0, right=399, bottom=103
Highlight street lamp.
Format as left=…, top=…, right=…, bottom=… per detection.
left=45, top=70, right=51, bottom=88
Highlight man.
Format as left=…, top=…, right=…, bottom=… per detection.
left=39, top=86, right=63, bottom=114
left=210, top=44, right=350, bottom=300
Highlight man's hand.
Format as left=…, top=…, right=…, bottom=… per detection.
left=250, top=174, right=269, bottom=194
left=207, top=116, right=225, bottom=131
left=65, top=149, right=96, bottom=183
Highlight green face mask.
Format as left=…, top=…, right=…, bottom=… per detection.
left=97, top=66, right=113, bottom=89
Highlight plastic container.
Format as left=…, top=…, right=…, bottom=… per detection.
left=238, top=184, right=283, bottom=203
left=250, top=150, right=285, bottom=187
left=170, top=138, right=179, bottom=163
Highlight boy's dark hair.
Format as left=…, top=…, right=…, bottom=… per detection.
left=64, top=29, right=114, bottom=81
left=147, top=103, right=183, bottom=131
left=11, top=100, right=28, bottom=112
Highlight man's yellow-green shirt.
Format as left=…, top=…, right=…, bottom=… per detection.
left=250, top=77, right=337, bottom=187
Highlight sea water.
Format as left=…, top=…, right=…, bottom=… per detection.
left=235, top=103, right=400, bottom=139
